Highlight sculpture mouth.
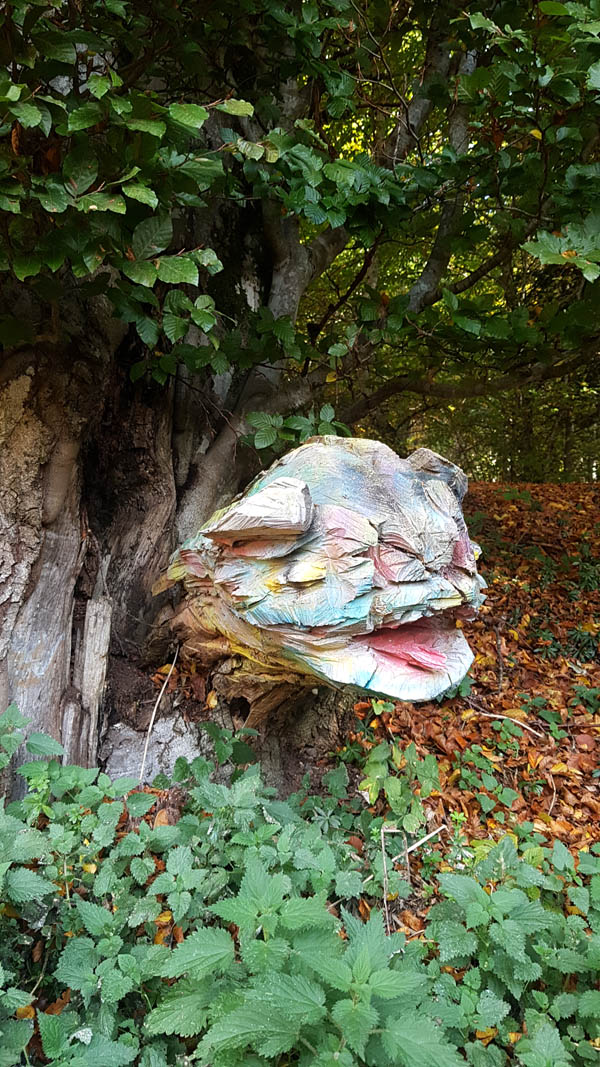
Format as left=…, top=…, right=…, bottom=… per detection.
left=363, top=623, right=449, bottom=672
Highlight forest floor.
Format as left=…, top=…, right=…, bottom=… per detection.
left=338, top=480, right=600, bottom=930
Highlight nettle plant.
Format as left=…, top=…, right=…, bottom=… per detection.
left=2, top=704, right=600, bottom=1067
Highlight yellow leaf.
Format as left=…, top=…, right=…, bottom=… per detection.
left=82, top=863, right=97, bottom=874
left=529, top=128, right=542, bottom=139
left=476, top=1028, right=497, bottom=1045
left=509, top=1032, right=523, bottom=1044
left=16, top=1004, right=35, bottom=1019
left=206, top=690, right=218, bottom=709
left=154, top=910, right=172, bottom=925
left=326, top=371, right=337, bottom=382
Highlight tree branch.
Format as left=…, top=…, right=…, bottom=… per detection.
left=341, top=348, right=598, bottom=424
left=407, top=50, right=477, bottom=314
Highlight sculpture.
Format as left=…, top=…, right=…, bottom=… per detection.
left=164, top=437, right=485, bottom=706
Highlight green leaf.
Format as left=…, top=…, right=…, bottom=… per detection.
left=587, top=61, right=600, bottom=90
left=216, top=99, right=254, bottom=116
left=369, top=966, right=426, bottom=999
left=36, top=183, right=71, bottom=213
left=438, top=873, right=490, bottom=910
left=26, top=732, right=64, bottom=757
left=126, top=118, right=166, bottom=137
left=254, top=426, right=278, bottom=449
left=13, top=256, right=41, bottom=282
left=539, top=1, right=569, bottom=12
left=75, top=897, right=116, bottom=937
left=68, top=102, right=105, bottom=131
left=383, top=1014, right=465, bottom=1067
left=126, top=791, right=156, bottom=817
left=163, top=313, right=188, bottom=342
left=169, top=103, right=209, bottom=127
left=5, top=867, right=55, bottom=903
left=10, top=102, right=42, bottom=128
left=37, top=1012, right=72, bottom=1059
left=331, top=998, right=378, bottom=1056
left=122, top=260, right=158, bottom=287
left=123, top=184, right=158, bottom=209
left=64, top=147, right=98, bottom=195
left=145, top=978, right=213, bottom=1037
left=88, top=73, right=111, bottom=98
left=156, top=256, right=199, bottom=285
left=578, top=989, right=600, bottom=1017
left=475, top=990, right=510, bottom=1028
left=132, top=216, right=173, bottom=260
left=279, top=896, right=335, bottom=930
left=516, top=1022, right=571, bottom=1067
left=100, top=969, right=135, bottom=1004
left=55, top=937, right=99, bottom=993
left=160, top=926, right=234, bottom=979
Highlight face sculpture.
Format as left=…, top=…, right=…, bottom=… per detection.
left=167, top=437, right=485, bottom=702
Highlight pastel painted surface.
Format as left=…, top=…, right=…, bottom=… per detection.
left=169, top=437, right=485, bottom=701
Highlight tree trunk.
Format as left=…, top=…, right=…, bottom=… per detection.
left=0, top=210, right=351, bottom=795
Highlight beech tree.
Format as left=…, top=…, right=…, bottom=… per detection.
left=1, top=0, right=599, bottom=774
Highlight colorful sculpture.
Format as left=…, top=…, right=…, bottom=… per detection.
left=165, top=437, right=485, bottom=703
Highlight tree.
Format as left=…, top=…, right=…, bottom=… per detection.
left=1, top=0, right=599, bottom=776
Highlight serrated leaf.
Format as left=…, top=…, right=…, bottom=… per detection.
left=132, top=216, right=173, bottom=260
left=279, top=896, right=335, bottom=930
left=475, top=990, right=510, bottom=1028
left=5, top=867, right=55, bottom=903
left=578, top=989, right=600, bottom=1017
left=26, top=732, right=64, bottom=757
left=216, top=99, right=254, bottom=116
left=123, top=184, right=158, bottom=208
left=383, top=1013, right=465, bottom=1067
left=160, top=926, right=234, bottom=978
left=156, top=256, right=198, bottom=285
left=68, top=102, right=104, bottom=131
left=332, top=998, right=378, bottom=1056
left=369, top=966, right=426, bottom=999
left=254, top=426, right=278, bottom=449
left=55, top=937, right=99, bottom=992
left=169, top=103, right=209, bottom=127
left=122, top=260, right=158, bottom=287
left=75, top=897, right=115, bottom=937
left=100, top=969, right=135, bottom=1004
left=64, top=147, right=98, bottom=195
left=11, top=102, right=42, bottom=128
left=37, top=1012, right=72, bottom=1059
left=126, top=792, right=156, bottom=817
left=145, top=978, right=213, bottom=1037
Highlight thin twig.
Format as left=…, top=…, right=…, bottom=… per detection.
left=466, top=700, right=544, bottom=738
left=361, top=824, right=447, bottom=892
left=548, top=773, right=557, bottom=816
left=139, top=645, right=179, bottom=784
left=28, top=947, right=50, bottom=999
left=494, top=623, right=505, bottom=693
left=380, top=824, right=392, bottom=934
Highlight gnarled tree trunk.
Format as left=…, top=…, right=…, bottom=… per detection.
left=0, top=205, right=350, bottom=795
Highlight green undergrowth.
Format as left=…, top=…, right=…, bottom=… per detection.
left=1, top=705, right=600, bottom=1066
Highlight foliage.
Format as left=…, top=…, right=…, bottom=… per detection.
left=2, top=0, right=600, bottom=475
left=3, top=708, right=600, bottom=1066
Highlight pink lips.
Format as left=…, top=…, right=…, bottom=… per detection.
left=366, top=624, right=448, bottom=671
